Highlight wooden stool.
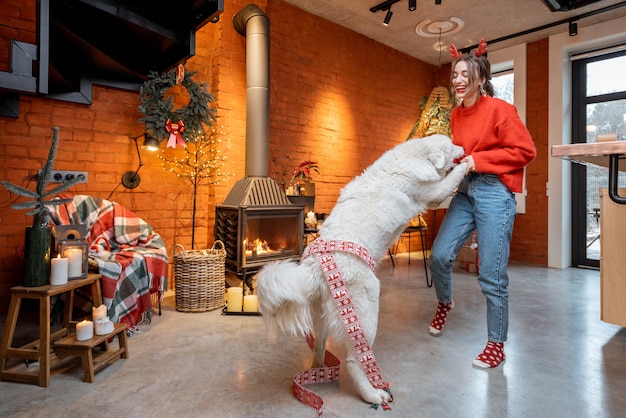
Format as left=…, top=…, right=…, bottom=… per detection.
left=0, top=274, right=103, bottom=387
left=54, top=323, right=128, bottom=383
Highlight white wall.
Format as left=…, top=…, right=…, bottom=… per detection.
left=490, top=44, right=528, bottom=213
left=548, top=16, right=626, bottom=268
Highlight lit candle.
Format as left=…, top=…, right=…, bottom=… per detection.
left=92, top=304, right=107, bottom=321
left=50, top=255, right=69, bottom=285
left=226, top=287, right=243, bottom=312
left=76, top=320, right=93, bottom=341
left=243, top=295, right=258, bottom=312
left=64, top=248, right=83, bottom=278
left=242, top=240, right=247, bottom=268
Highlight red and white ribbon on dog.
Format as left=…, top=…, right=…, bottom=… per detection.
left=295, top=238, right=392, bottom=417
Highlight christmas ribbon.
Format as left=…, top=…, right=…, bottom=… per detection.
left=175, top=64, right=185, bottom=85
left=166, top=119, right=186, bottom=148
left=295, top=238, right=392, bottom=417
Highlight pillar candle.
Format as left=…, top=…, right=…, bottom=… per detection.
left=64, top=248, right=83, bottom=278
left=92, top=304, right=107, bottom=321
left=76, top=320, right=93, bottom=341
left=226, top=287, right=243, bottom=312
left=50, top=255, right=69, bottom=285
left=243, top=295, right=258, bottom=312
left=94, top=317, right=114, bottom=335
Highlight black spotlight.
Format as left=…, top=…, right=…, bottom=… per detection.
left=409, top=0, right=416, bottom=11
left=435, top=0, right=442, bottom=4
left=569, top=21, right=578, bottom=36
left=383, top=8, right=393, bottom=26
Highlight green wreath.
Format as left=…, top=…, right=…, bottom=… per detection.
left=137, top=67, right=216, bottom=144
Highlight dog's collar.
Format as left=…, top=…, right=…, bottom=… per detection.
left=301, top=238, right=376, bottom=271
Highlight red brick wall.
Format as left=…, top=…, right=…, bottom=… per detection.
left=265, top=1, right=436, bottom=211
left=0, top=0, right=553, bottom=313
left=0, top=0, right=439, bottom=312
left=510, top=39, right=549, bottom=265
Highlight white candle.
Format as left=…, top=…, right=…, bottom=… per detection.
left=64, top=248, right=83, bottom=278
left=226, top=287, right=243, bottom=312
left=50, top=255, right=68, bottom=285
left=243, top=295, right=258, bottom=312
left=76, top=320, right=93, bottom=341
left=92, top=304, right=107, bottom=321
left=94, top=317, right=114, bottom=335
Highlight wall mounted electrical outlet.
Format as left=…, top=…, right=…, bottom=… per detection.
left=45, top=170, right=88, bottom=184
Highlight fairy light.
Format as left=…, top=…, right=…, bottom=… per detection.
left=158, top=125, right=235, bottom=248
left=158, top=125, right=234, bottom=187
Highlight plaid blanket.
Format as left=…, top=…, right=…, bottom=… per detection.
left=47, top=195, right=169, bottom=328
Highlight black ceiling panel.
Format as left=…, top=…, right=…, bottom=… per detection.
left=46, top=0, right=223, bottom=94
left=541, top=0, right=605, bottom=12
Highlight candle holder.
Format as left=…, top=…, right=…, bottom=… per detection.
left=55, top=224, right=89, bottom=280
left=59, top=240, right=89, bottom=280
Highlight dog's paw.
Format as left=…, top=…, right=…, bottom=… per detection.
left=450, top=161, right=467, bottom=177
left=361, top=387, right=393, bottom=405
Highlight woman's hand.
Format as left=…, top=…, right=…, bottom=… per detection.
left=461, top=155, right=475, bottom=174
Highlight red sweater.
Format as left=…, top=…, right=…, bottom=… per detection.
left=450, top=95, right=536, bottom=193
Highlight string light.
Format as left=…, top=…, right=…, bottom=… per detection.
left=158, top=126, right=234, bottom=187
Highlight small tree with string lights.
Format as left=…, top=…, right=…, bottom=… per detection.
left=158, top=125, right=234, bottom=248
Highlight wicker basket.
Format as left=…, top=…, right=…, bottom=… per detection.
left=174, top=241, right=226, bottom=312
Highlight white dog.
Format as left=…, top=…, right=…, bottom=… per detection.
left=256, top=134, right=466, bottom=406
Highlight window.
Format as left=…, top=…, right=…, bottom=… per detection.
left=492, top=70, right=514, bottom=105
left=571, top=49, right=626, bottom=268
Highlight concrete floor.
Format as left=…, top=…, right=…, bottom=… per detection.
left=1, top=255, right=625, bottom=418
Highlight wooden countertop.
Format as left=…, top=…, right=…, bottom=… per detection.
left=552, top=141, right=626, bottom=204
left=551, top=141, right=626, bottom=171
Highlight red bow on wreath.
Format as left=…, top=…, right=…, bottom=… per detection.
left=166, top=119, right=186, bottom=148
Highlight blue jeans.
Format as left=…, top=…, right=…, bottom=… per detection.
left=430, top=173, right=517, bottom=343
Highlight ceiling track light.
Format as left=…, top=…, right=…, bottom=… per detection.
left=370, top=0, right=400, bottom=13
left=371, top=0, right=433, bottom=14
left=383, top=8, right=393, bottom=26
left=569, top=21, right=578, bottom=36
left=436, top=0, right=442, bottom=4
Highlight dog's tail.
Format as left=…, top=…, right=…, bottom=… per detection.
left=256, top=259, right=316, bottom=337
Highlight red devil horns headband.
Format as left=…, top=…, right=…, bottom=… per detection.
left=450, top=38, right=488, bottom=59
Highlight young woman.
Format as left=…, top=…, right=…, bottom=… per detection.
left=428, top=41, right=536, bottom=368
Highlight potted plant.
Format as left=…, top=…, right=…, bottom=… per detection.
left=1, top=127, right=83, bottom=286
left=291, top=160, right=319, bottom=197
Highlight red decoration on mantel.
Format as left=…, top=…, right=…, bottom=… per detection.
left=166, top=119, right=186, bottom=148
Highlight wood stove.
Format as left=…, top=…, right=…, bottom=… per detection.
left=216, top=6, right=304, bottom=288
left=215, top=178, right=304, bottom=284
left=215, top=201, right=303, bottom=278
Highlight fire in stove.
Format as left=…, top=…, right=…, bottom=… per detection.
left=244, top=238, right=274, bottom=257
left=215, top=204, right=304, bottom=277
